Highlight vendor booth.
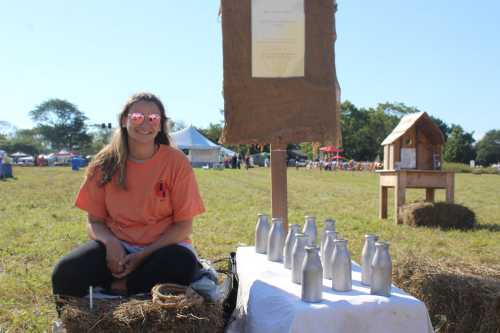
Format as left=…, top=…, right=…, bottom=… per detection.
left=219, top=1, right=435, bottom=332
left=227, top=247, right=434, bottom=333
left=377, top=112, right=454, bottom=224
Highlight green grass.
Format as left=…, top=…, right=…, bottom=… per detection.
left=443, top=161, right=500, bottom=174
left=1, top=166, right=500, bottom=331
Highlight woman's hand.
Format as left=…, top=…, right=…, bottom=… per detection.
left=105, top=238, right=127, bottom=276
left=113, top=252, right=146, bottom=279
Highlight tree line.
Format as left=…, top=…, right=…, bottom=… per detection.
left=1, top=98, right=499, bottom=166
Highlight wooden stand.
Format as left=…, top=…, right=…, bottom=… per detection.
left=271, top=144, right=288, bottom=229
left=377, top=170, right=455, bottom=224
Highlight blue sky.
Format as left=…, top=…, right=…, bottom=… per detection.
left=1, top=1, right=499, bottom=140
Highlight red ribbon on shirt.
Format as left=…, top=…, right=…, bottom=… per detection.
left=155, top=180, right=168, bottom=198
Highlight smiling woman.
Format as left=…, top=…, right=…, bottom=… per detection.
left=51, top=92, right=205, bottom=303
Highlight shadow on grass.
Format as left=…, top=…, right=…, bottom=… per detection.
left=474, top=224, right=500, bottom=232
left=0, top=177, right=17, bottom=182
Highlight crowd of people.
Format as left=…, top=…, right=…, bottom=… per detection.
left=223, top=154, right=266, bottom=170
left=220, top=153, right=381, bottom=172
left=306, top=159, right=382, bottom=171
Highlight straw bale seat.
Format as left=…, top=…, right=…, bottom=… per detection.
left=58, top=255, right=237, bottom=333
left=394, top=255, right=500, bottom=333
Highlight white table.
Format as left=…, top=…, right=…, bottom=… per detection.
left=227, top=246, right=434, bottom=333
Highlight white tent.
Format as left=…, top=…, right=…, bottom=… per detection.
left=54, top=150, right=77, bottom=165
left=170, top=126, right=221, bottom=167
left=18, top=156, right=34, bottom=165
left=10, top=151, right=29, bottom=163
left=220, top=146, right=237, bottom=158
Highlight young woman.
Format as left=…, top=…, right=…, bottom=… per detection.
left=52, top=92, right=205, bottom=297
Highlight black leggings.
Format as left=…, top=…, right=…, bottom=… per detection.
left=52, top=240, right=198, bottom=297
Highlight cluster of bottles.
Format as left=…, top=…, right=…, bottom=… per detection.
left=255, top=214, right=392, bottom=303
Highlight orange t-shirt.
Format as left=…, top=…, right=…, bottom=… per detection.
left=75, top=145, right=205, bottom=246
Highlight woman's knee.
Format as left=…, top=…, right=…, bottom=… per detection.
left=51, top=240, right=107, bottom=296
left=52, top=256, right=79, bottom=295
left=153, top=245, right=198, bottom=280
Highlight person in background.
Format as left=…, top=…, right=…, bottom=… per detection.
left=231, top=154, right=237, bottom=169
left=52, top=92, right=205, bottom=298
left=0, top=153, right=3, bottom=179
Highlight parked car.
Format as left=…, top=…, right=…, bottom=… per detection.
left=288, top=159, right=307, bottom=167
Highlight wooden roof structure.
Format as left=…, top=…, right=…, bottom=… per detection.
left=381, top=112, right=444, bottom=146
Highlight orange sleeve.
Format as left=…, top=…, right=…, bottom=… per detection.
left=170, top=160, right=205, bottom=222
left=74, top=168, right=109, bottom=220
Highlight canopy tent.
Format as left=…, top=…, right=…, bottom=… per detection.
left=18, top=156, right=34, bottom=165
left=320, top=146, right=344, bottom=153
left=220, top=146, right=237, bottom=158
left=170, top=126, right=221, bottom=167
left=10, top=151, right=28, bottom=157
left=10, top=152, right=29, bottom=163
left=53, top=150, right=79, bottom=165
left=331, top=155, right=345, bottom=160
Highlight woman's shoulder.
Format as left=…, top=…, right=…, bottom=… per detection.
left=159, top=145, right=191, bottom=168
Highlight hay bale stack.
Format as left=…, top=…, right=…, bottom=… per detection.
left=393, top=256, right=500, bottom=333
left=60, top=297, right=225, bottom=333
left=400, top=202, right=476, bottom=230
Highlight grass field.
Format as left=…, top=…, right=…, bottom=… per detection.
left=1, top=166, right=499, bottom=331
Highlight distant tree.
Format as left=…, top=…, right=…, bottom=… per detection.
left=340, top=101, right=400, bottom=161
left=198, top=122, right=222, bottom=144
left=377, top=102, right=420, bottom=117
left=0, top=133, right=8, bottom=148
left=2, top=141, right=41, bottom=156
left=169, top=119, right=187, bottom=133
left=0, top=128, right=46, bottom=155
left=13, top=128, right=47, bottom=146
left=475, top=130, right=500, bottom=166
left=29, top=99, right=91, bottom=151
left=78, top=127, right=114, bottom=156
left=367, top=108, right=400, bottom=159
left=443, top=125, right=475, bottom=163
left=429, top=116, right=451, bottom=141
left=299, top=142, right=313, bottom=160
left=0, top=121, right=17, bottom=136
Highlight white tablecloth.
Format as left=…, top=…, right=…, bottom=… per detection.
left=227, top=246, right=433, bottom=333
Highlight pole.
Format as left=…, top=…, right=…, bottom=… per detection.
left=271, top=144, right=288, bottom=230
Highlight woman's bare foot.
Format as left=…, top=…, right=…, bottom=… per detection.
left=110, top=278, right=127, bottom=296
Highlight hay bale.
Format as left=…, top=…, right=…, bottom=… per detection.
left=58, top=258, right=236, bottom=333
left=400, top=202, right=476, bottom=230
left=59, top=296, right=225, bottom=333
left=393, top=256, right=500, bottom=333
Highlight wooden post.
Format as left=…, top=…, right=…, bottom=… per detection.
left=446, top=172, right=455, bottom=203
left=271, top=144, right=288, bottom=229
left=394, top=171, right=406, bottom=224
left=425, top=188, right=435, bottom=202
left=379, top=186, right=388, bottom=219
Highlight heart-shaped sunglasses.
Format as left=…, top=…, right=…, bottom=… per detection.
left=128, top=112, right=162, bottom=126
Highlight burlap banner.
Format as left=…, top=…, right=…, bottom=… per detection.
left=220, top=0, right=340, bottom=145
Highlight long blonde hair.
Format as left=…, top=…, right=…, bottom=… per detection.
left=85, top=92, right=170, bottom=189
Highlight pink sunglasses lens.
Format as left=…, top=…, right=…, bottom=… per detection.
left=149, top=114, right=161, bottom=125
left=130, top=113, right=144, bottom=125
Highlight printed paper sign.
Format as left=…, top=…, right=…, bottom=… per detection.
left=251, top=0, right=305, bottom=77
